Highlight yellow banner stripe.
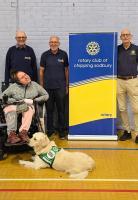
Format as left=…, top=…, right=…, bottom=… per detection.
left=69, top=79, right=116, bottom=126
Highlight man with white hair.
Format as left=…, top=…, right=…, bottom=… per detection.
left=40, top=36, right=69, bottom=139
left=117, top=28, right=138, bottom=143
left=4, top=31, right=38, bottom=85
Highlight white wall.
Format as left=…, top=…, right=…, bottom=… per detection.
left=1, top=0, right=138, bottom=84
left=0, top=0, right=17, bottom=85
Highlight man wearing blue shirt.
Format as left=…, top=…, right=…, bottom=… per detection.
left=5, top=31, right=38, bottom=85
left=40, top=36, right=69, bottom=139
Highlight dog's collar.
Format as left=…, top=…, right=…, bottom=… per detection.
left=38, top=146, right=61, bottom=168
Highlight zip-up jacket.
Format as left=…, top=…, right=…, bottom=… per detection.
left=1, top=81, right=49, bottom=104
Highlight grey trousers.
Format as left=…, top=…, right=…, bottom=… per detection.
left=5, top=111, right=17, bottom=134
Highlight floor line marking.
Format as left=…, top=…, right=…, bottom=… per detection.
left=0, top=188, right=138, bottom=193
left=0, top=178, right=138, bottom=182
left=64, top=147, right=138, bottom=150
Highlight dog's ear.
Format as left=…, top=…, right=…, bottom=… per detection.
left=45, top=134, right=50, bottom=143
left=40, top=134, right=50, bottom=148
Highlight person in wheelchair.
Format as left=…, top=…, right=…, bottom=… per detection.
left=1, top=70, right=49, bottom=145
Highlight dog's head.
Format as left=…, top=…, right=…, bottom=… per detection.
left=29, top=132, right=50, bottom=153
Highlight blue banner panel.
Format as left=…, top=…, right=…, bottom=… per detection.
left=68, top=32, right=118, bottom=140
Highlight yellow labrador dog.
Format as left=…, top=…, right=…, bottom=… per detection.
left=19, top=132, right=95, bottom=179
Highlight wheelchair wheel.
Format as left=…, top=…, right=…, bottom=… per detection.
left=0, top=149, right=7, bottom=160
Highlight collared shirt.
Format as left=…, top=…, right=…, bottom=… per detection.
left=117, top=43, right=138, bottom=76
left=5, top=45, right=38, bottom=83
left=40, top=49, right=69, bottom=89
left=16, top=44, right=26, bottom=49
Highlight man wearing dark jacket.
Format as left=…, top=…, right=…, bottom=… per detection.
left=5, top=31, right=38, bottom=85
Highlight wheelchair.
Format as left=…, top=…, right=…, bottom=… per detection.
left=0, top=85, right=46, bottom=160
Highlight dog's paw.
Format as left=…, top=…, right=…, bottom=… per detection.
left=19, top=160, right=26, bottom=165
left=31, top=156, right=35, bottom=161
left=19, top=160, right=32, bottom=168
left=69, top=171, right=88, bottom=179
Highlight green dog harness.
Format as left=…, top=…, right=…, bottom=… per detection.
left=39, top=146, right=61, bottom=168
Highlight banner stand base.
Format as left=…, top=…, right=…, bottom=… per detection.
left=68, top=135, right=118, bottom=141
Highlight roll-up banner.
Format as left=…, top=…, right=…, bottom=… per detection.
left=68, top=32, right=118, bottom=140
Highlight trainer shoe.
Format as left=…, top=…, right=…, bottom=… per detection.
left=7, top=131, right=21, bottom=144
left=19, top=130, right=29, bottom=143
left=119, top=130, right=132, bottom=141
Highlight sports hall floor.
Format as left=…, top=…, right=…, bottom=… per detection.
left=0, top=131, right=138, bottom=200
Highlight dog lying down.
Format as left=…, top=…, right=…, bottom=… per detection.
left=19, top=132, right=95, bottom=179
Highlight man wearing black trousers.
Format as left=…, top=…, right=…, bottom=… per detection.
left=40, top=36, right=69, bottom=139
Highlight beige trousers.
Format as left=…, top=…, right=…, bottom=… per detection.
left=117, top=78, right=138, bottom=134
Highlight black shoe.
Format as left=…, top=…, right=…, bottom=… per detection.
left=0, top=150, right=7, bottom=160
left=59, top=133, right=66, bottom=140
left=119, top=130, right=132, bottom=141
left=47, top=131, right=54, bottom=137
left=59, top=136, right=66, bottom=140
left=135, top=135, right=138, bottom=143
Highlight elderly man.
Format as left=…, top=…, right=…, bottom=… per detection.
left=5, top=31, right=38, bottom=85
left=117, top=28, right=138, bottom=143
left=2, top=70, right=49, bottom=144
left=40, top=36, right=69, bottom=139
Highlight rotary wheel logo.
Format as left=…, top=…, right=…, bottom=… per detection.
left=86, top=41, right=100, bottom=55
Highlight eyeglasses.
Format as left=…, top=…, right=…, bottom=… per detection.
left=49, top=41, right=59, bottom=44
left=121, top=34, right=131, bottom=37
left=16, top=37, right=27, bottom=39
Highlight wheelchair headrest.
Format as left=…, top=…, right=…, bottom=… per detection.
left=1, top=82, right=9, bottom=92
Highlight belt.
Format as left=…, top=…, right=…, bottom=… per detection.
left=117, top=75, right=137, bottom=80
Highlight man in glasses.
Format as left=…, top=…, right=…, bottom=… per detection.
left=4, top=31, right=38, bottom=85
left=40, top=36, right=69, bottom=140
left=117, top=28, right=138, bottom=143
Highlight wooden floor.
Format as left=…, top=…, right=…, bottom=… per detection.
left=0, top=132, right=138, bottom=200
